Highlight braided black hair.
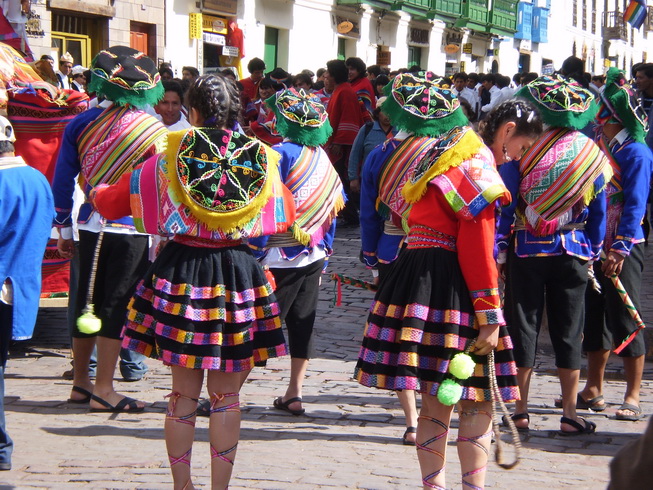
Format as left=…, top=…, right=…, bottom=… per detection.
left=478, top=99, right=543, bottom=146
left=186, top=74, right=241, bottom=129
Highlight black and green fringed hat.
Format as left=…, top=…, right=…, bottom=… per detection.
left=515, top=74, right=596, bottom=130
left=380, top=71, right=468, bottom=137
left=266, top=88, right=333, bottom=147
left=88, top=46, right=164, bottom=109
left=596, top=67, right=648, bottom=143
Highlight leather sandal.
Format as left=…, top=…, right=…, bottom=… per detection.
left=402, top=426, right=417, bottom=446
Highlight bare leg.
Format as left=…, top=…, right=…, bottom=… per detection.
left=70, top=337, right=95, bottom=400
left=89, top=337, right=145, bottom=409
left=166, top=367, right=203, bottom=490
left=511, top=367, right=532, bottom=430
left=207, top=370, right=249, bottom=490
left=579, top=349, right=610, bottom=401
left=397, top=390, right=418, bottom=444
left=617, top=355, right=645, bottom=418
left=418, top=390, right=454, bottom=489
left=558, top=367, right=586, bottom=431
left=278, top=357, right=309, bottom=412
left=458, top=400, right=493, bottom=490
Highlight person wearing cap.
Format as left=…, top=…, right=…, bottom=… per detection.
left=578, top=67, right=653, bottom=422
left=0, top=116, right=54, bottom=470
left=497, top=75, right=610, bottom=435
left=56, top=52, right=73, bottom=89
left=52, top=46, right=167, bottom=413
left=89, top=73, right=293, bottom=490
left=70, top=65, right=87, bottom=92
left=249, top=88, right=344, bottom=416
left=355, top=71, right=520, bottom=490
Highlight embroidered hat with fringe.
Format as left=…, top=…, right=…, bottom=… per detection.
left=515, top=74, right=596, bottom=130
left=596, top=67, right=648, bottom=143
left=380, top=71, right=468, bottom=137
left=266, top=87, right=333, bottom=147
left=88, top=46, right=164, bottom=109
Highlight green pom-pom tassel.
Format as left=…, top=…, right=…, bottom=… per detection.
left=77, top=305, right=102, bottom=334
left=449, top=353, right=476, bottom=380
left=437, top=379, right=463, bottom=406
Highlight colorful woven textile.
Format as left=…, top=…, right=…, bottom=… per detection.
left=431, top=145, right=510, bottom=220
left=130, top=129, right=294, bottom=239
left=515, top=74, right=596, bottom=130
left=376, top=136, right=436, bottom=228
left=402, top=126, right=486, bottom=204
left=517, top=128, right=611, bottom=236
left=266, top=88, right=333, bottom=147
left=77, top=105, right=166, bottom=188
left=8, top=89, right=89, bottom=182
left=40, top=238, right=70, bottom=298
left=283, top=145, right=344, bottom=246
left=596, top=67, right=648, bottom=143
left=381, top=71, right=468, bottom=136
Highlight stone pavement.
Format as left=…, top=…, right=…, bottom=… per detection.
left=2, top=226, right=652, bottom=489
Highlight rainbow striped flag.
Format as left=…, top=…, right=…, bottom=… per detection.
left=624, top=0, right=648, bottom=29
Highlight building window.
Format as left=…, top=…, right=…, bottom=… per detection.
left=338, top=38, right=346, bottom=60
left=592, top=0, right=597, bottom=33
left=572, top=0, right=578, bottom=27
left=408, top=46, right=422, bottom=69
left=582, top=0, right=587, bottom=31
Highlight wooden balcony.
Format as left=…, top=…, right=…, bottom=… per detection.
left=603, top=10, right=628, bottom=41
left=488, top=0, right=518, bottom=35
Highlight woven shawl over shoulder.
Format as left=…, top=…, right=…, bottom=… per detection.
left=282, top=145, right=344, bottom=246
left=376, top=136, right=436, bottom=229
left=77, top=105, right=166, bottom=188
left=517, top=128, right=611, bottom=236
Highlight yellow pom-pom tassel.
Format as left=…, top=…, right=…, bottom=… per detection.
left=437, top=379, right=463, bottom=406
left=77, top=305, right=101, bottom=334
left=449, top=353, right=476, bottom=380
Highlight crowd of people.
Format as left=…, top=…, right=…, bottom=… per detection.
left=0, top=46, right=652, bottom=490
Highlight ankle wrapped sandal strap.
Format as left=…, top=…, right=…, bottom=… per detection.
left=209, top=392, right=240, bottom=414
left=417, top=416, right=449, bottom=490
left=165, top=391, right=199, bottom=426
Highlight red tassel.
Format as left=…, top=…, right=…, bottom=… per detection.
left=264, top=269, right=276, bottom=291
left=336, top=275, right=342, bottom=307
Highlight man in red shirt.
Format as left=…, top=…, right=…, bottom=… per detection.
left=324, top=59, right=365, bottom=225
left=239, top=57, right=266, bottom=101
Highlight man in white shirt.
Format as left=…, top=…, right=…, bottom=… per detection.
left=480, top=73, right=501, bottom=117
left=56, top=52, right=73, bottom=90
left=153, top=80, right=190, bottom=131
left=451, top=72, right=478, bottom=120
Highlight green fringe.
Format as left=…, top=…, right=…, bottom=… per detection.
left=266, top=93, right=333, bottom=147
left=516, top=87, right=598, bottom=130
left=379, top=91, right=469, bottom=137
left=89, top=75, right=164, bottom=110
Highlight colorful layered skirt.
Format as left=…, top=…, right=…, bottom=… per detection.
left=354, top=247, right=519, bottom=402
left=122, top=241, right=287, bottom=371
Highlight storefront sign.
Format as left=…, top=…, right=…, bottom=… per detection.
left=222, top=46, right=239, bottom=57
left=189, top=13, right=202, bottom=40
left=203, top=32, right=226, bottom=46
left=332, top=14, right=360, bottom=39
left=519, top=39, right=532, bottom=53
left=203, top=14, right=228, bottom=34
left=202, top=0, right=237, bottom=15
left=377, top=51, right=391, bottom=66
left=409, top=28, right=429, bottom=45
left=462, top=43, right=473, bottom=54
left=25, top=10, right=44, bottom=38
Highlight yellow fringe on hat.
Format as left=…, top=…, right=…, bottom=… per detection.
left=402, top=129, right=485, bottom=204
left=166, top=129, right=281, bottom=233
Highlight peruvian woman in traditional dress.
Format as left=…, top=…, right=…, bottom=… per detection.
left=91, top=74, right=294, bottom=490
left=354, top=76, right=542, bottom=489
